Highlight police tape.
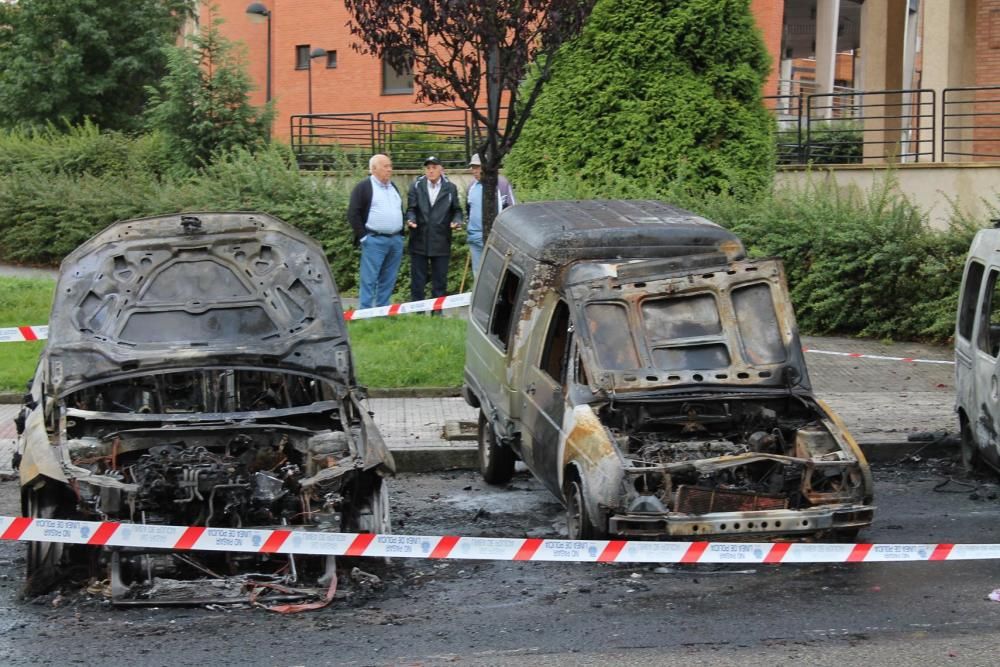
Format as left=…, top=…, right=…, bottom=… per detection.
left=0, top=296, right=958, bottom=369
left=0, top=294, right=475, bottom=342
left=801, top=347, right=955, bottom=366
left=343, top=292, right=471, bottom=321
left=0, top=326, right=47, bottom=343
left=2, top=516, right=997, bottom=563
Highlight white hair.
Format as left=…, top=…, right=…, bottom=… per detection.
left=369, top=154, right=390, bottom=172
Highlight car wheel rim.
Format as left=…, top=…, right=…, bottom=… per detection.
left=566, top=482, right=584, bottom=540
left=961, top=420, right=977, bottom=469
left=480, top=419, right=492, bottom=470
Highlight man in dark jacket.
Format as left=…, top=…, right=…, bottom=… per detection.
left=348, top=154, right=404, bottom=309
left=406, top=156, right=463, bottom=306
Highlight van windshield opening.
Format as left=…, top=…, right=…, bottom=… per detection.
left=583, top=283, right=785, bottom=372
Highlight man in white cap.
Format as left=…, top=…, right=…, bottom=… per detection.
left=406, top=156, right=463, bottom=309
left=466, top=153, right=515, bottom=277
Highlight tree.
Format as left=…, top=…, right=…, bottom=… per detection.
left=0, top=0, right=193, bottom=132
left=145, top=7, right=273, bottom=169
left=344, top=0, right=597, bottom=239
left=505, top=0, right=775, bottom=199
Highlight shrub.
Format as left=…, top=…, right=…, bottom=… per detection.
left=383, top=124, right=466, bottom=170
left=0, top=122, right=176, bottom=178
left=506, top=0, right=775, bottom=199
left=0, top=139, right=474, bottom=301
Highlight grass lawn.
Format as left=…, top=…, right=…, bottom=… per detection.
left=0, top=277, right=54, bottom=392
left=0, top=276, right=466, bottom=392
left=349, top=316, right=466, bottom=388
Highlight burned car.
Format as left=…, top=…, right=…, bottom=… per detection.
left=16, top=212, right=393, bottom=602
left=463, top=200, right=873, bottom=540
left=955, top=226, right=1000, bottom=473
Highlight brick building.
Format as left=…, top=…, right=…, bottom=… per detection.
left=208, top=0, right=1000, bottom=160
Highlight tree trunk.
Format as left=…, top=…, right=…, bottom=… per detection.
left=481, top=166, right=500, bottom=242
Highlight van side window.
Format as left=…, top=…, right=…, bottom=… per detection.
left=471, top=249, right=504, bottom=331
left=540, top=301, right=571, bottom=383
left=959, top=260, right=985, bottom=340
left=977, top=269, right=1000, bottom=357
left=490, top=268, right=521, bottom=350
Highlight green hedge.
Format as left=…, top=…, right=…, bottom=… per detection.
left=0, top=138, right=473, bottom=300
left=1, top=127, right=992, bottom=343
left=514, top=172, right=991, bottom=343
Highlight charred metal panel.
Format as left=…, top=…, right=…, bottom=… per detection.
left=46, top=212, right=352, bottom=397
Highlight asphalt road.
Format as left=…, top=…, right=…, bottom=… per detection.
left=2, top=457, right=1000, bottom=667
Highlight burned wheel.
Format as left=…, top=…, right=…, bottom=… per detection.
left=960, top=416, right=982, bottom=473
left=25, top=487, right=67, bottom=595
left=356, top=478, right=391, bottom=535
left=478, top=411, right=515, bottom=485
left=564, top=479, right=603, bottom=541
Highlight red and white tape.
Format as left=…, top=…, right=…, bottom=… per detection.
left=801, top=347, right=955, bottom=366
left=0, top=294, right=474, bottom=341
left=0, top=325, right=47, bottom=343
left=2, top=516, right=997, bottom=564
left=343, top=292, right=471, bottom=321
left=0, top=300, right=958, bottom=369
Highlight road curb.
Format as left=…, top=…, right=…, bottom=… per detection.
left=387, top=437, right=959, bottom=474
left=390, top=446, right=478, bottom=473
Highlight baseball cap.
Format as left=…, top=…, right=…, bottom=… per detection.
left=468, top=154, right=481, bottom=166
left=423, top=156, right=442, bottom=166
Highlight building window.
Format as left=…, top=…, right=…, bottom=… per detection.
left=295, top=45, right=310, bottom=70
left=382, top=51, right=413, bottom=95
left=326, top=50, right=338, bottom=69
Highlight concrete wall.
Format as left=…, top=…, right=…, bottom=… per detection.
left=775, top=163, right=1000, bottom=228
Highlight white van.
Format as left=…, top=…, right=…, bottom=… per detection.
left=955, top=227, right=1000, bottom=472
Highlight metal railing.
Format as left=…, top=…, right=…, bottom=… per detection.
left=766, top=88, right=938, bottom=165
left=290, top=113, right=376, bottom=170
left=290, top=87, right=1000, bottom=170
left=289, top=107, right=509, bottom=170
left=942, top=86, right=1000, bottom=161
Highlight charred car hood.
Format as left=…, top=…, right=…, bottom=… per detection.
left=44, top=212, right=353, bottom=396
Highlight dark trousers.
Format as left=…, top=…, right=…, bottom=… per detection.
left=410, top=253, right=449, bottom=303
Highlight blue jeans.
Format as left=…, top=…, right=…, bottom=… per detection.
left=469, top=242, right=484, bottom=279
left=359, top=234, right=403, bottom=309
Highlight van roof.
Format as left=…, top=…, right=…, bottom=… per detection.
left=493, top=200, right=745, bottom=263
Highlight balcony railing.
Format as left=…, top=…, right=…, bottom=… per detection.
left=290, top=108, right=506, bottom=170
left=290, top=87, right=1000, bottom=170
left=767, top=85, right=1000, bottom=165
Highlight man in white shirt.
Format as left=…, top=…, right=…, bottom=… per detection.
left=347, top=154, right=404, bottom=309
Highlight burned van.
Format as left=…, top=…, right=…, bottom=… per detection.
left=955, top=226, right=1000, bottom=473
left=463, top=200, right=873, bottom=541
left=16, top=212, right=393, bottom=602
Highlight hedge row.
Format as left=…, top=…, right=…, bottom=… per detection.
left=0, top=129, right=993, bottom=343
left=0, top=140, right=474, bottom=300
left=515, top=172, right=992, bottom=343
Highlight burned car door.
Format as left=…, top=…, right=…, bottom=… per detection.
left=520, top=298, right=573, bottom=496
left=967, top=266, right=1000, bottom=470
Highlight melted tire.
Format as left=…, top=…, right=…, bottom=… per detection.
left=24, top=487, right=68, bottom=595
left=478, top=411, right=515, bottom=485
left=564, top=478, right=604, bottom=540
left=961, top=416, right=983, bottom=474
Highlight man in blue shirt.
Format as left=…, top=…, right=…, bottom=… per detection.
left=348, top=154, right=404, bottom=309
left=466, top=153, right=515, bottom=277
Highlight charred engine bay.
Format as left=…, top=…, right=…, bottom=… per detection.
left=52, top=368, right=387, bottom=601
left=601, top=394, right=868, bottom=515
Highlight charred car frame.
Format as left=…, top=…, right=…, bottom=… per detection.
left=463, top=200, right=874, bottom=541
left=16, top=212, right=393, bottom=603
